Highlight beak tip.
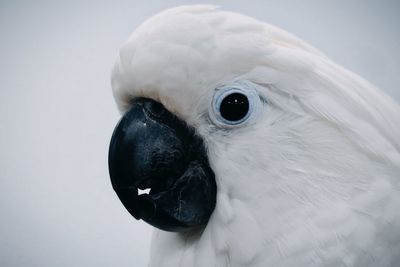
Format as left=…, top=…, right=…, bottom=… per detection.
left=137, top=194, right=156, bottom=221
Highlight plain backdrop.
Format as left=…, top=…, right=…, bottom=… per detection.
left=0, top=1, right=399, bottom=266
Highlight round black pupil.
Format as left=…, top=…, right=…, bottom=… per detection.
left=220, top=93, right=249, bottom=122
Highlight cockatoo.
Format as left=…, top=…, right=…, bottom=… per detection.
left=108, top=5, right=400, bottom=267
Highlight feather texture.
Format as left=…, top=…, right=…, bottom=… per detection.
left=111, top=5, right=400, bottom=267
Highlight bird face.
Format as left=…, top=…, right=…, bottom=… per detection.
left=109, top=5, right=278, bottom=232
left=108, top=5, right=342, bottom=233
left=108, top=8, right=400, bottom=266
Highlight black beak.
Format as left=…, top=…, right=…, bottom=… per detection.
left=108, top=98, right=217, bottom=232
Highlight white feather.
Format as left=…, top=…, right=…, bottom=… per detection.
left=111, top=5, right=400, bottom=267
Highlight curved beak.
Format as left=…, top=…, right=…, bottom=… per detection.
left=108, top=98, right=217, bottom=232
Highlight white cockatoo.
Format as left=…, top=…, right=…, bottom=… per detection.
left=108, top=5, right=400, bottom=267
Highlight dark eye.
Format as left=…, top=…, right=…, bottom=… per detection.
left=210, top=80, right=262, bottom=128
left=219, top=93, right=249, bottom=122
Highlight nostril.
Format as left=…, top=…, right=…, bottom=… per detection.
left=143, top=99, right=166, bottom=119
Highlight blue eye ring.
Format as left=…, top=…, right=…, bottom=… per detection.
left=210, top=80, right=261, bottom=128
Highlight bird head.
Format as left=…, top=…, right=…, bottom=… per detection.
left=109, top=5, right=400, bottom=266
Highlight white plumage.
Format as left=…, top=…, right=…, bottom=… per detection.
left=111, top=5, right=400, bottom=267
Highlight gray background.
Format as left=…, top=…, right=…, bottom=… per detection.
left=0, top=0, right=399, bottom=266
